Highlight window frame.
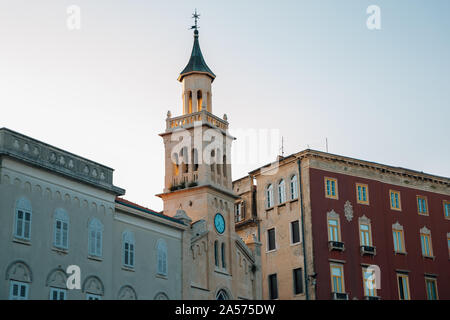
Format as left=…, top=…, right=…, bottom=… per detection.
left=397, top=273, right=410, bottom=300
left=14, top=198, right=32, bottom=241
left=268, top=273, right=278, bottom=300
left=356, top=183, right=369, bottom=205
left=420, top=232, right=433, bottom=258
left=266, top=184, right=274, bottom=209
left=156, top=239, right=168, bottom=276
left=267, top=228, right=276, bottom=252
left=324, top=177, right=338, bottom=200
left=362, top=267, right=377, bottom=297
left=290, top=220, right=301, bottom=245
left=359, top=223, right=372, bottom=246
left=88, top=218, right=103, bottom=258
left=290, top=175, right=298, bottom=200
left=293, top=268, right=303, bottom=295
left=389, top=190, right=402, bottom=211
left=122, top=231, right=135, bottom=269
left=86, top=293, right=102, bottom=300
left=392, top=228, right=406, bottom=253
left=278, top=179, right=286, bottom=204
left=327, top=217, right=341, bottom=242
left=443, top=200, right=450, bottom=220
left=49, top=287, right=67, bottom=300
left=53, top=209, right=69, bottom=250
left=425, top=277, right=438, bottom=300
left=416, top=195, right=429, bottom=216
left=9, top=280, right=29, bottom=300
left=330, top=264, right=345, bottom=294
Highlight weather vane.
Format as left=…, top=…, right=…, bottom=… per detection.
left=191, top=9, right=200, bottom=31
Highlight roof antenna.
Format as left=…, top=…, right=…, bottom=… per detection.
left=280, top=136, right=285, bottom=157
left=326, top=137, right=329, bottom=153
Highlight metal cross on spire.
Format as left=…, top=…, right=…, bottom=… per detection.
left=191, top=9, right=200, bottom=30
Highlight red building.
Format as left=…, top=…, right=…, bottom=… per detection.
left=234, top=150, right=450, bottom=300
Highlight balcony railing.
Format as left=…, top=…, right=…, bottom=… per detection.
left=332, top=292, right=349, bottom=300
left=328, top=241, right=345, bottom=252
left=360, top=245, right=376, bottom=256
left=166, top=110, right=228, bottom=131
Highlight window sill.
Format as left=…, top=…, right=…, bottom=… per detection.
left=265, top=207, right=274, bottom=212
left=423, top=255, right=435, bottom=260
left=325, top=196, right=339, bottom=200
left=122, top=266, right=135, bottom=272
left=394, top=251, right=407, bottom=255
left=356, top=201, right=370, bottom=206
left=52, top=247, right=68, bottom=255
left=290, top=242, right=301, bottom=247
left=12, top=238, right=31, bottom=246
left=289, top=198, right=298, bottom=203
left=155, top=273, right=168, bottom=280
left=418, top=213, right=429, bottom=216
left=214, top=269, right=230, bottom=276
left=390, top=208, right=402, bottom=212
left=87, top=255, right=103, bottom=262
left=277, top=203, right=286, bottom=208
left=266, top=248, right=277, bottom=254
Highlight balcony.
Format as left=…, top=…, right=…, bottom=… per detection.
left=332, top=292, right=349, bottom=300
left=365, top=296, right=381, bottom=300
left=166, top=110, right=228, bottom=132
left=360, top=245, right=376, bottom=256
left=328, top=241, right=345, bottom=252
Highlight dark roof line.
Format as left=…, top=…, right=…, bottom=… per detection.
left=115, top=198, right=184, bottom=225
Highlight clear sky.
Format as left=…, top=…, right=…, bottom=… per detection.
left=1, top=0, right=449, bottom=211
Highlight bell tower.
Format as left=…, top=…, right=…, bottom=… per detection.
left=158, top=11, right=235, bottom=223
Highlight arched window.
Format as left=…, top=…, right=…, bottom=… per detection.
left=290, top=175, right=298, bottom=200
left=180, top=147, right=188, bottom=174
left=122, top=231, right=135, bottom=268
left=210, top=149, right=215, bottom=173
left=173, top=153, right=179, bottom=176
left=188, top=91, right=193, bottom=113
left=278, top=179, right=286, bottom=204
left=14, top=197, right=32, bottom=241
left=192, top=148, right=199, bottom=172
left=216, top=289, right=229, bottom=300
left=266, top=184, right=274, bottom=208
left=88, top=218, right=103, bottom=257
left=53, top=209, right=69, bottom=250
left=83, top=276, right=104, bottom=300
left=157, top=239, right=168, bottom=276
left=222, top=155, right=227, bottom=177
left=216, top=149, right=221, bottom=175
left=221, top=243, right=226, bottom=269
left=197, top=90, right=203, bottom=111
left=214, top=240, right=219, bottom=267
left=7, top=261, right=32, bottom=300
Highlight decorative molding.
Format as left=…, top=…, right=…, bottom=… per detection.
left=0, top=128, right=124, bottom=195
left=392, top=221, right=403, bottom=231
left=420, top=226, right=431, bottom=235
left=344, top=201, right=353, bottom=222
left=358, top=214, right=371, bottom=225
left=327, top=209, right=339, bottom=219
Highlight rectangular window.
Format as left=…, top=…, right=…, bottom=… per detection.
left=397, top=274, right=410, bottom=300
left=356, top=183, right=369, bottom=205
left=417, top=196, right=428, bottom=215
left=324, top=177, right=338, bottom=199
left=268, top=274, right=278, bottom=300
left=425, top=278, right=438, bottom=300
left=15, top=210, right=32, bottom=241
left=267, top=228, right=276, bottom=251
left=291, top=221, right=300, bottom=244
left=293, top=268, right=303, bottom=295
left=448, top=235, right=450, bottom=258
left=390, top=190, right=401, bottom=211
left=54, top=219, right=69, bottom=249
left=328, top=218, right=340, bottom=242
left=420, top=233, right=433, bottom=257
left=235, top=203, right=243, bottom=222
left=9, top=281, right=29, bottom=300
left=362, top=268, right=377, bottom=297
left=360, top=224, right=372, bottom=246
left=393, top=229, right=405, bottom=253
left=50, top=288, right=67, bottom=300
left=443, top=201, right=450, bottom=219
left=330, top=264, right=345, bottom=293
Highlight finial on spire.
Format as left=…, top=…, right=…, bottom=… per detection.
left=190, top=9, right=200, bottom=32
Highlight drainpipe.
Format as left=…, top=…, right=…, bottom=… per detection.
left=297, top=158, right=309, bottom=300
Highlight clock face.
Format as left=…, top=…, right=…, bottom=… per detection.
left=214, top=213, right=225, bottom=234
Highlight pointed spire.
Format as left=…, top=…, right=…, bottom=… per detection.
left=178, top=11, right=216, bottom=82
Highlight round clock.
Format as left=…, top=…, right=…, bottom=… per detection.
left=214, top=213, right=225, bottom=234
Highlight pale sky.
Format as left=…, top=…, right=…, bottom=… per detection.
left=1, top=0, right=449, bottom=211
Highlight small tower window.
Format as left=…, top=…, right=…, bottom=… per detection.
left=222, top=156, right=227, bottom=177
left=192, top=148, right=199, bottom=172
left=197, top=90, right=203, bottom=111
left=188, top=91, right=193, bottom=113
